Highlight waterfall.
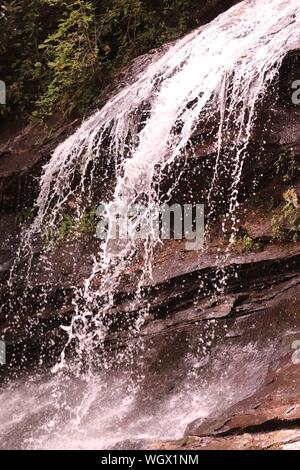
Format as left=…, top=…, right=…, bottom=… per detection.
left=27, top=0, right=298, bottom=367
left=2, top=0, right=300, bottom=449
left=34, top=0, right=298, bottom=233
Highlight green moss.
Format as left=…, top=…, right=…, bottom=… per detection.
left=233, top=234, right=263, bottom=254
left=271, top=189, right=300, bottom=243
left=274, top=152, right=300, bottom=184
left=15, top=208, right=35, bottom=226
left=78, top=208, right=97, bottom=235
left=44, top=208, right=98, bottom=244
left=57, top=213, right=76, bottom=241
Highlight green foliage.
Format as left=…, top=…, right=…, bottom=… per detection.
left=57, top=213, right=76, bottom=241
left=233, top=233, right=263, bottom=254
left=0, top=0, right=45, bottom=118
left=45, top=208, right=97, bottom=243
left=78, top=208, right=97, bottom=235
left=271, top=215, right=287, bottom=243
left=15, top=207, right=35, bottom=225
left=274, top=152, right=300, bottom=184
left=272, top=189, right=300, bottom=243
left=35, top=0, right=100, bottom=118
left=0, top=0, right=200, bottom=121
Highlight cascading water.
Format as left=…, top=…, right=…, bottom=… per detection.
left=1, top=0, right=300, bottom=450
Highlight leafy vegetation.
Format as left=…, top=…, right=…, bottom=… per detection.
left=56, top=213, right=77, bottom=241
left=15, top=207, right=35, bottom=226
left=232, top=233, right=263, bottom=254
left=0, top=0, right=201, bottom=122
left=272, top=188, right=300, bottom=243
left=78, top=208, right=97, bottom=235
left=274, top=152, right=300, bottom=184
left=44, top=208, right=97, bottom=244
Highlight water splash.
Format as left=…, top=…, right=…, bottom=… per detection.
left=0, top=339, right=273, bottom=449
